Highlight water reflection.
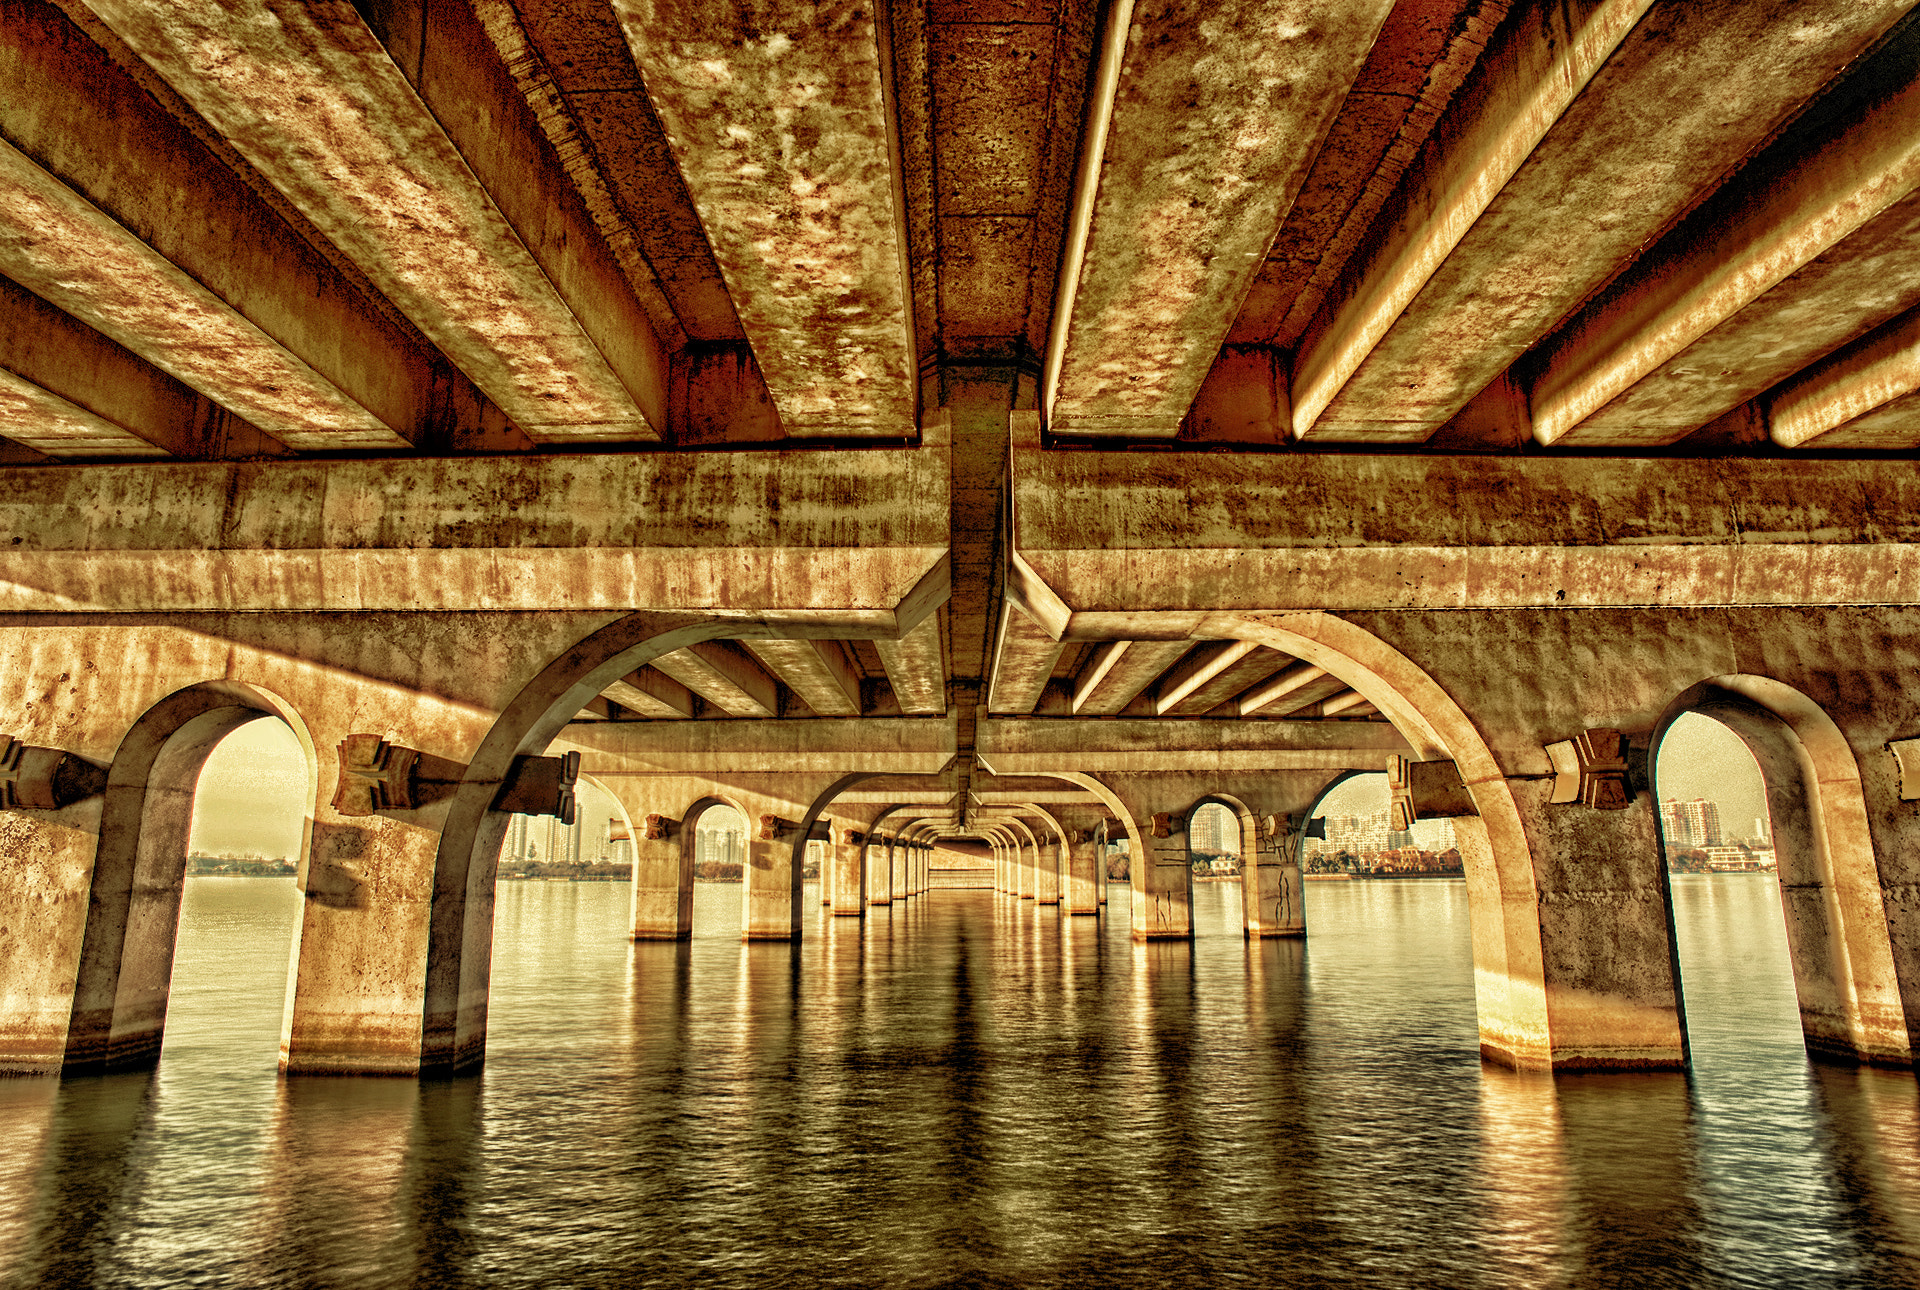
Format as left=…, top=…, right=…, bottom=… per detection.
left=0, top=875, right=1915, bottom=1287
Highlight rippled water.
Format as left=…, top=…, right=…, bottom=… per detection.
left=1, top=872, right=1916, bottom=1288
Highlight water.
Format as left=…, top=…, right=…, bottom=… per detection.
left=2, top=873, right=1916, bottom=1288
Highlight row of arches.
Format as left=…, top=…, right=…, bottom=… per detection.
left=16, top=609, right=1917, bottom=1078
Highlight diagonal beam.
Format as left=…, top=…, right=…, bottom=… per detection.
left=742, top=639, right=864, bottom=717
left=1073, top=640, right=1190, bottom=716
left=1150, top=640, right=1257, bottom=715
left=1766, top=298, right=1920, bottom=449
left=875, top=613, right=946, bottom=716
left=650, top=642, right=780, bottom=718
left=1164, top=644, right=1295, bottom=716
left=986, top=606, right=1065, bottom=715
left=1530, top=11, right=1920, bottom=446
left=84, top=0, right=666, bottom=443
left=612, top=0, right=917, bottom=437
left=603, top=667, right=696, bottom=720
left=1236, top=662, right=1331, bottom=716
left=1046, top=0, right=1395, bottom=437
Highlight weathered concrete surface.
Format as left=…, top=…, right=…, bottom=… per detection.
left=1768, top=300, right=1920, bottom=449
left=0, top=446, right=946, bottom=616
left=1011, top=443, right=1920, bottom=620
left=1295, top=1, right=1904, bottom=443
left=1047, top=0, right=1395, bottom=436
left=1531, top=9, right=1920, bottom=446
left=613, top=0, right=916, bottom=437
left=977, top=717, right=1410, bottom=775
left=83, top=0, right=667, bottom=442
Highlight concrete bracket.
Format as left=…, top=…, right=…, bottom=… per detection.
left=1147, top=811, right=1185, bottom=838
left=1887, top=737, right=1920, bottom=800
left=332, top=734, right=422, bottom=815
left=643, top=813, right=681, bottom=840
left=758, top=814, right=800, bottom=841
left=494, top=750, right=581, bottom=823
left=0, top=735, right=104, bottom=810
left=1388, top=755, right=1481, bottom=829
left=1543, top=729, right=1633, bottom=810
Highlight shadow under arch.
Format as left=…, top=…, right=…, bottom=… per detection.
left=422, top=611, right=763, bottom=1074
left=1653, top=676, right=1911, bottom=1067
left=64, top=680, right=318, bottom=1073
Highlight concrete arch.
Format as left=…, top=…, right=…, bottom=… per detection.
left=65, top=680, right=317, bottom=1073
left=424, top=611, right=755, bottom=1073
left=1654, top=677, right=1910, bottom=1066
left=1181, top=791, right=1267, bottom=935
left=1213, top=611, right=1550, bottom=1069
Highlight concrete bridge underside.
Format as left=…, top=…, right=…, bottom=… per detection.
left=3, top=0, right=1920, bottom=1080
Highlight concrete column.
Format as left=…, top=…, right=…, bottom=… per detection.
left=630, top=813, right=692, bottom=940
left=1508, top=781, right=1686, bottom=1070
left=1060, top=813, right=1103, bottom=916
left=1243, top=816, right=1305, bottom=938
left=1034, top=834, right=1062, bottom=906
left=868, top=830, right=892, bottom=907
left=891, top=836, right=908, bottom=900
left=1015, top=837, right=1036, bottom=899
left=1104, top=783, right=1194, bottom=941
left=832, top=822, right=866, bottom=917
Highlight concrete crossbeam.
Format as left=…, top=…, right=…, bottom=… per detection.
left=1532, top=11, right=1920, bottom=446
left=1166, top=645, right=1295, bottom=716
left=0, top=447, right=946, bottom=614
left=1046, top=0, right=1394, bottom=437
left=741, top=639, right=864, bottom=717
left=1072, top=640, right=1191, bottom=716
left=977, top=717, right=1411, bottom=775
left=563, top=717, right=957, bottom=775
left=1012, top=441, right=1920, bottom=615
left=613, top=0, right=916, bottom=436
left=84, top=0, right=666, bottom=442
left=1151, top=640, right=1257, bottom=715
left=1768, top=298, right=1920, bottom=449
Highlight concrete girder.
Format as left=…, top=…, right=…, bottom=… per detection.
left=1071, top=640, right=1191, bottom=716
left=82, top=0, right=668, bottom=443
left=874, top=612, right=947, bottom=716
left=1766, top=299, right=1920, bottom=449
left=986, top=605, right=1065, bottom=714
left=1288, top=0, right=1649, bottom=440
left=1044, top=0, right=1395, bottom=437
left=1157, top=641, right=1295, bottom=715
left=0, top=276, right=290, bottom=461
left=0, top=5, right=461, bottom=450
left=612, top=0, right=916, bottom=437
left=1011, top=442, right=1920, bottom=616
left=563, top=717, right=958, bottom=776
left=1294, top=1, right=1908, bottom=444
left=741, top=639, right=864, bottom=717
left=649, top=642, right=779, bottom=718
left=976, top=717, right=1411, bottom=776
left=0, top=446, right=946, bottom=615
left=1234, top=662, right=1328, bottom=716
left=602, top=667, right=695, bottom=719
left=1530, top=11, right=1920, bottom=446
left=1250, top=669, right=1351, bottom=719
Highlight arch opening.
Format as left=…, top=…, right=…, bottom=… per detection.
left=65, top=682, right=317, bottom=1074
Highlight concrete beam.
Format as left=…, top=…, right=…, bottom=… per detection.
left=613, top=0, right=916, bottom=436
left=977, top=717, right=1411, bottom=775
left=1046, top=0, right=1394, bottom=437
left=651, top=642, right=780, bottom=718
left=1531, top=11, right=1920, bottom=446
left=986, top=606, right=1065, bottom=715
left=875, top=612, right=946, bottom=716
left=0, top=446, right=946, bottom=614
left=567, top=718, right=957, bottom=775
left=1247, top=667, right=1348, bottom=718
left=1069, top=639, right=1190, bottom=715
left=741, top=639, right=863, bottom=717
left=603, top=667, right=695, bottom=720
left=1163, top=643, right=1294, bottom=715
left=1767, top=298, right=1920, bottom=449
left=1012, top=441, right=1920, bottom=614
left=0, top=276, right=287, bottom=461
left=1295, top=2, right=1901, bottom=443
left=84, top=0, right=667, bottom=442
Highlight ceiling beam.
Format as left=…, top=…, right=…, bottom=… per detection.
left=742, top=639, right=864, bottom=717
left=1046, top=0, right=1394, bottom=437
left=651, top=643, right=780, bottom=719
left=1530, top=10, right=1920, bottom=446
left=1071, top=640, right=1190, bottom=716
left=875, top=613, right=947, bottom=716
left=987, top=606, right=1066, bottom=715
left=603, top=667, right=696, bottom=720
left=612, top=0, right=917, bottom=436
left=82, top=0, right=667, bottom=443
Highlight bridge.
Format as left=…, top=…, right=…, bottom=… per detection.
left=2, top=0, right=1919, bottom=1079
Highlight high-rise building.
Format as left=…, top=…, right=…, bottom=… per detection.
left=1660, top=799, right=1724, bottom=848
left=1190, top=802, right=1234, bottom=855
